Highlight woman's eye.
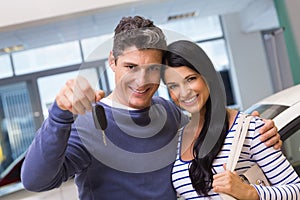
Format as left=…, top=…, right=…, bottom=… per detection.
left=168, top=85, right=177, bottom=90
left=187, top=76, right=196, bottom=82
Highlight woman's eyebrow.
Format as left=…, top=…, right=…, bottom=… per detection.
left=184, top=73, right=199, bottom=80
left=166, top=82, right=176, bottom=86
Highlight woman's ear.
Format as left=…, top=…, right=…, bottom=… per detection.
left=108, top=51, right=116, bottom=72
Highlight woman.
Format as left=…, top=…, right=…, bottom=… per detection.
left=162, top=40, right=300, bottom=199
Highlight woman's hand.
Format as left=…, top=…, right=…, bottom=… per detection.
left=212, top=165, right=259, bottom=200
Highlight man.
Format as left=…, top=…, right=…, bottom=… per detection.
left=21, top=16, right=281, bottom=200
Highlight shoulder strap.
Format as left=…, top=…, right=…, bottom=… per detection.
left=227, top=113, right=253, bottom=171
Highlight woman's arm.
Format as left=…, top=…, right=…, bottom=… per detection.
left=250, top=118, right=300, bottom=199
left=212, top=117, right=299, bottom=199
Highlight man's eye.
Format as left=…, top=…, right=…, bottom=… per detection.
left=127, top=65, right=135, bottom=69
left=149, top=65, right=161, bottom=71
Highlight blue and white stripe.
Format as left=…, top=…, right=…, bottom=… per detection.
left=172, top=112, right=300, bottom=199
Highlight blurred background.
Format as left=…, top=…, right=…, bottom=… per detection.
left=0, top=0, right=299, bottom=199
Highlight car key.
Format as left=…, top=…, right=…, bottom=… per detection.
left=92, top=104, right=108, bottom=145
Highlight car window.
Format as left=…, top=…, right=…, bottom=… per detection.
left=281, top=118, right=300, bottom=176
left=245, top=104, right=288, bottom=119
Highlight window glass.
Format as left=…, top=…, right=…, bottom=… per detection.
left=244, top=104, right=289, bottom=119
left=0, top=55, right=13, bottom=79
left=105, top=61, right=115, bottom=93
left=282, top=127, right=300, bottom=176
left=81, top=34, right=113, bottom=62
left=156, top=81, right=170, bottom=101
left=159, top=16, right=222, bottom=41
left=197, top=39, right=229, bottom=71
left=97, top=64, right=110, bottom=95
left=37, top=68, right=98, bottom=119
left=12, top=41, right=82, bottom=75
left=0, top=82, right=37, bottom=179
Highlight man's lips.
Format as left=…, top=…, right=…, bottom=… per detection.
left=130, top=86, right=150, bottom=95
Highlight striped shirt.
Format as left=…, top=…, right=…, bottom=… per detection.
left=172, top=112, right=300, bottom=199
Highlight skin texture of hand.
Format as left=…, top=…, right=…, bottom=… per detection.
left=56, top=76, right=105, bottom=114
left=251, top=111, right=282, bottom=149
left=212, top=165, right=259, bottom=200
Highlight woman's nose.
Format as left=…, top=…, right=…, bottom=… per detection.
left=179, top=84, right=192, bottom=98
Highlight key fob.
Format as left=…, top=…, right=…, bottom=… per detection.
left=92, top=104, right=107, bottom=130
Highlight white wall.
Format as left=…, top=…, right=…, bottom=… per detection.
left=0, top=0, right=141, bottom=31
left=239, top=0, right=279, bottom=33
left=222, top=13, right=274, bottom=110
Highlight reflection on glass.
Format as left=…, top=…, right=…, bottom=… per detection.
left=245, top=104, right=288, bottom=120
left=0, top=55, right=13, bottom=79
left=0, top=82, right=37, bottom=175
left=105, top=61, right=115, bottom=94
left=283, top=128, right=300, bottom=162
left=81, top=34, right=113, bottom=62
left=197, top=39, right=229, bottom=71
left=12, top=41, right=82, bottom=75
left=282, top=128, right=300, bottom=176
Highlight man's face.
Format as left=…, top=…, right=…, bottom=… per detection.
left=109, top=47, right=163, bottom=109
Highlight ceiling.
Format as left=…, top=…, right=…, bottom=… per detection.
left=0, top=0, right=278, bottom=53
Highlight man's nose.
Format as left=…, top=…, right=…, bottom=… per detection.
left=135, top=69, right=148, bottom=86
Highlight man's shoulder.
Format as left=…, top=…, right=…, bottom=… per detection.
left=152, top=96, right=172, bottom=106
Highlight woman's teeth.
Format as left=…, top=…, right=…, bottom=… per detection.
left=183, top=96, right=197, bottom=103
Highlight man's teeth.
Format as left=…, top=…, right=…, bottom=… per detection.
left=183, top=96, right=197, bottom=103
left=134, top=89, right=147, bottom=94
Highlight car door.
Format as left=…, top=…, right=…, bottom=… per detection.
left=280, top=116, right=300, bottom=176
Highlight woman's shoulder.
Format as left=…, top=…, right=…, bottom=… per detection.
left=227, top=108, right=239, bottom=130
left=227, top=109, right=264, bottom=137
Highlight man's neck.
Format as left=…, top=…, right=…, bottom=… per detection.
left=101, top=97, right=138, bottom=110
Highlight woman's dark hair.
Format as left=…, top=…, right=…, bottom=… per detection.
left=162, top=40, right=228, bottom=196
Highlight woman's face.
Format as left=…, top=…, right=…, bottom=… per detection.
left=164, top=66, right=210, bottom=114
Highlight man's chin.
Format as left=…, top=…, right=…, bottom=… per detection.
left=128, top=99, right=152, bottom=109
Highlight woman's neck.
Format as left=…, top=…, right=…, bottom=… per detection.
left=188, top=107, right=206, bottom=136
left=180, top=108, right=206, bottom=160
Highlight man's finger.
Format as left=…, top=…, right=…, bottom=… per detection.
left=251, top=110, right=260, bottom=117
left=273, top=139, right=283, bottom=150
left=95, top=90, right=105, bottom=102
left=263, top=133, right=280, bottom=146
left=259, top=119, right=276, bottom=135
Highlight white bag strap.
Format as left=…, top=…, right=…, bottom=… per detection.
left=227, top=113, right=253, bottom=171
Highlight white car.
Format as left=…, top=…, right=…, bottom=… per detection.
left=245, top=84, right=300, bottom=176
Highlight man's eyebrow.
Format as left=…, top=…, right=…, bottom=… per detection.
left=147, top=63, right=163, bottom=68
left=122, top=61, right=138, bottom=66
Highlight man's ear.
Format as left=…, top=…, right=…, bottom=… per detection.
left=108, top=51, right=116, bottom=72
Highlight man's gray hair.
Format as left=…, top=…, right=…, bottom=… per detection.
left=112, top=16, right=167, bottom=60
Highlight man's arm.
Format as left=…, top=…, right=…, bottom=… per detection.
left=21, top=102, right=90, bottom=191
left=21, top=77, right=104, bottom=191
